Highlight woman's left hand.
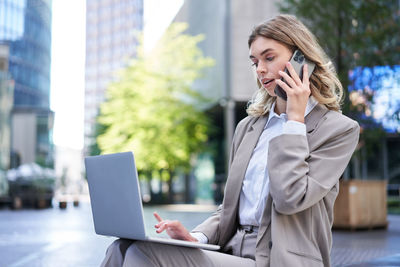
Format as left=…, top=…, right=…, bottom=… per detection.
left=275, top=62, right=311, bottom=123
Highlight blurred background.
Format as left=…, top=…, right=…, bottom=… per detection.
left=0, top=0, right=399, bottom=266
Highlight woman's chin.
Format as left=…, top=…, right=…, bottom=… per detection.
left=264, top=86, right=276, bottom=97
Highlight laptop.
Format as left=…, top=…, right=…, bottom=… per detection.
left=85, top=151, right=220, bottom=251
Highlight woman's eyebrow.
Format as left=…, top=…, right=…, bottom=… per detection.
left=249, top=48, right=273, bottom=59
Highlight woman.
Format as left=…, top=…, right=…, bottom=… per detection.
left=101, top=14, right=359, bottom=267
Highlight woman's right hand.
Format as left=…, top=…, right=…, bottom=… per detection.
left=153, top=212, right=198, bottom=242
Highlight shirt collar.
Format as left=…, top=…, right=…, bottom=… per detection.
left=265, top=96, right=318, bottom=128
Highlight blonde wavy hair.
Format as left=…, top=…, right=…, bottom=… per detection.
left=246, top=14, right=343, bottom=117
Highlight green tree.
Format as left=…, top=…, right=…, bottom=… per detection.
left=279, top=0, right=400, bottom=89
left=279, top=0, right=400, bottom=179
left=96, top=23, right=214, bottom=202
left=88, top=120, right=107, bottom=157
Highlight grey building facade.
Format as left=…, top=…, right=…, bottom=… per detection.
left=0, top=44, right=13, bottom=171
left=0, top=0, right=53, bottom=167
left=173, top=0, right=280, bottom=201
left=84, top=0, right=144, bottom=155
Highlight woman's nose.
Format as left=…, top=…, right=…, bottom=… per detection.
left=256, top=61, right=266, bottom=75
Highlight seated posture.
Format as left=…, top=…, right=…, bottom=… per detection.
left=101, top=14, right=359, bottom=267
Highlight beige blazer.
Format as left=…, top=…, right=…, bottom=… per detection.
left=193, top=104, right=360, bottom=267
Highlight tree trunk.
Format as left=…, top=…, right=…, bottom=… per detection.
left=146, top=177, right=152, bottom=202
left=361, top=145, right=368, bottom=179
left=184, top=173, right=191, bottom=203
left=149, top=170, right=164, bottom=204
left=168, top=170, right=174, bottom=203
left=352, top=150, right=361, bottom=179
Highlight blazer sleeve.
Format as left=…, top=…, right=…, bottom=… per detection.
left=267, top=113, right=360, bottom=215
left=191, top=117, right=247, bottom=244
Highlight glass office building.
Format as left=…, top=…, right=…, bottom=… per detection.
left=84, top=0, right=143, bottom=155
left=0, top=71, right=13, bottom=170
left=0, top=0, right=53, bottom=167
left=0, top=0, right=52, bottom=108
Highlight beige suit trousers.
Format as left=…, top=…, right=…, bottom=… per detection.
left=100, top=228, right=257, bottom=267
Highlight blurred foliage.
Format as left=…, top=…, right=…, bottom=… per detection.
left=347, top=87, right=386, bottom=155
left=279, top=0, right=400, bottom=110
left=35, top=154, right=54, bottom=169
left=89, top=121, right=107, bottom=156
left=388, top=196, right=400, bottom=214
left=279, top=0, right=400, bottom=76
left=9, top=177, right=55, bottom=200
left=0, top=170, right=8, bottom=197
left=279, top=0, right=400, bottom=176
left=31, top=178, right=56, bottom=194
left=96, top=23, right=214, bottom=198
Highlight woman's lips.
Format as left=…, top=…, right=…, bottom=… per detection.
left=261, top=78, right=274, bottom=87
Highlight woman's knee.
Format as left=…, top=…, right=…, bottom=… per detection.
left=107, top=239, right=133, bottom=255
left=101, top=239, right=135, bottom=267
left=123, top=241, right=157, bottom=266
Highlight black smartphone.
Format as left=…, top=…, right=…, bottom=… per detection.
left=274, top=49, right=315, bottom=101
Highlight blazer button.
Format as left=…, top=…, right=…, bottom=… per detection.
left=269, top=241, right=273, bottom=249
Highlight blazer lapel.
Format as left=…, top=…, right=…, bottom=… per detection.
left=256, top=103, right=330, bottom=246
left=220, top=115, right=267, bottom=242
left=305, top=104, right=329, bottom=135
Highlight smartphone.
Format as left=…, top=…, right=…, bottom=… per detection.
left=274, top=49, right=315, bottom=101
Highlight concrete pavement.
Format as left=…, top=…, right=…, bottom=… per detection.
left=0, top=201, right=399, bottom=266
left=332, top=215, right=400, bottom=266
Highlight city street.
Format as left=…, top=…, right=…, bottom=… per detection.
left=0, top=201, right=399, bottom=267
left=1, top=1, right=399, bottom=267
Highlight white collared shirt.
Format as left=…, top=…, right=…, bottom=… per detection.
left=239, top=96, right=318, bottom=226
left=192, top=96, right=319, bottom=243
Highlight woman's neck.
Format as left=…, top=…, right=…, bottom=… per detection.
left=274, top=97, right=287, bottom=115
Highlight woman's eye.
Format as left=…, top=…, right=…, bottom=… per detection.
left=251, top=62, right=258, bottom=67
left=266, top=57, right=274, bottom=61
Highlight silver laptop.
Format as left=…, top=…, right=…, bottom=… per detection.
left=85, top=151, right=220, bottom=251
